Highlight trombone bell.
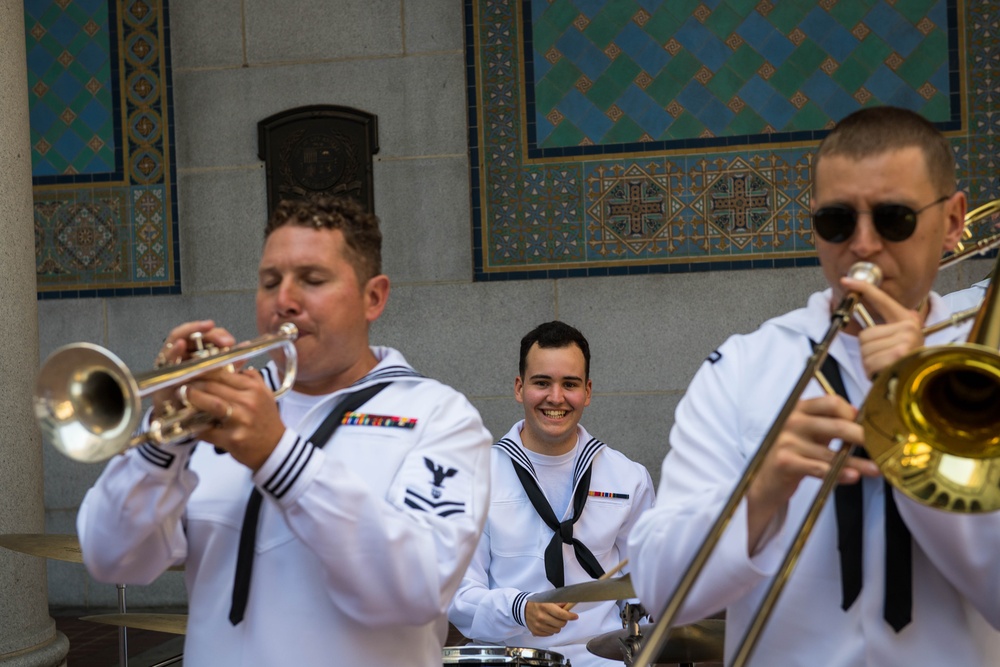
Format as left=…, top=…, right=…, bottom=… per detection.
left=863, top=236, right=1000, bottom=512
left=864, top=344, right=1000, bottom=512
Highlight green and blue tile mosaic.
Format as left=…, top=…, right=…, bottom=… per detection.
left=26, top=0, right=179, bottom=298
left=468, top=0, right=997, bottom=279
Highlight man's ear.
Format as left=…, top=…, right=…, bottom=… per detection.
left=364, top=274, right=390, bottom=323
left=941, top=191, right=968, bottom=253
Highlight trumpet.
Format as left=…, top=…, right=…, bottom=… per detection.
left=634, top=201, right=1000, bottom=667
left=34, top=323, right=298, bottom=463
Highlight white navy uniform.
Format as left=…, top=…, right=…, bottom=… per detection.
left=78, top=347, right=492, bottom=667
left=449, top=422, right=655, bottom=667
left=628, top=290, right=1000, bottom=666
left=942, top=277, right=990, bottom=311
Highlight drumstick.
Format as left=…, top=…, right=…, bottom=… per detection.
left=563, top=558, right=628, bottom=612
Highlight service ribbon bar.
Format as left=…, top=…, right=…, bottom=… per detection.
left=341, top=412, right=418, bottom=429
left=588, top=491, right=629, bottom=499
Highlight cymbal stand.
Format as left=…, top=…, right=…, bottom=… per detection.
left=117, top=583, right=128, bottom=667
left=618, top=604, right=695, bottom=667
left=619, top=603, right=643, bottom=664
left=620, top=631, right=694, bottom=667
left=112, top=583, right=184, bottom=667
left=619, top=629, right=642, bottom=666
left=621, top=602, right=642, bottom=633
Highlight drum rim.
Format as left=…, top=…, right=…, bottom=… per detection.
left=442, top=644, right=570, bottom=664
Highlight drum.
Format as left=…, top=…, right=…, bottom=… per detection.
left=442, top=645, right=570, bottom=665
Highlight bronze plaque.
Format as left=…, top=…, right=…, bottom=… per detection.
left=257, top=105, right=379, bottom=214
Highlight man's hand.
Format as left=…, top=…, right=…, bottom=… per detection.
left=184, top=369, right=286, bottom=471
left=151, top=320, right=236, bottom=418
left=149, top=321, right=286, bottom=470
left=746, top=394, right=879, bottom=551
left=842, top=277, right=925, bottom=379
left=524, top=601, right=579, bottom=637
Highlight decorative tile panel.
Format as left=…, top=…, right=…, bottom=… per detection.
left=26, top=0, right=117, bottom=176
left=467, top=0, right=997, bottom=280
left=528, top=1, right=956, bottom=152
left=26, top=0, right=180, bottom=298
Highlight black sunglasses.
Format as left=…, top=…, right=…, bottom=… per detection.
left=812, top=195, right=950, bottom=243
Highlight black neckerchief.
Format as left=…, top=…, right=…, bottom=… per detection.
left=228, top=382, right=389, bottom=625
left=821, top=351, right=912, bottom=632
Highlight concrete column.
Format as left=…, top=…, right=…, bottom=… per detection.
left=0, top=0, right=69, bottom=664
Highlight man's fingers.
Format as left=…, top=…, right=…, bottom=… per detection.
left=797, top=394, right=858, bottom=421
left=842, top=277, right=921, bottom=324
left=845, top=454, right=880, bottom=479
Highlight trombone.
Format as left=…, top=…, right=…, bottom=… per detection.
left=34, top=323, right=299, bottom=463
left=864, top=277, right=1000, bottom=511
left=633, top=201, right=1000, bottom=667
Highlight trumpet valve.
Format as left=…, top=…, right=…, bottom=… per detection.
left=188, top=332, right=222, bottom=360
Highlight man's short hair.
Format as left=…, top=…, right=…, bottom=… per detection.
left=265, top=195, right=382, bottom=284
left=815, top=106, right=955, bottom=195
left=519, top=321, right=591, bottom=379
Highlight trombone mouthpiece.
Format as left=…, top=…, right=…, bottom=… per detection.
left=848, top=261, right=882, bottom=287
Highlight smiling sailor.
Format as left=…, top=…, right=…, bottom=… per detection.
left=448, top=320, right=655, bottom=667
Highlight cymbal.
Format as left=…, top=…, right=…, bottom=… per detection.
left=0, top=533, right=184, bottom=570
left=0, top=533, right=83, bottom=563
left=80, top=613, right=188, bottom=635
left=528, top=573, right=635, bottom=604
left=587, top=620, right=725, bottom=664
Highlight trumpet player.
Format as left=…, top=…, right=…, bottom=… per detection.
left=629, top=106, right=1000, bottom=665
left=77, top=196, right=492, bottom=666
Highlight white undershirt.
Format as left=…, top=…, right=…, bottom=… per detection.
left=523, top=442, right=580, bottom=520
left=279, top=390, right=327, bottom=433
left=838, top=335, right=870, bottom=398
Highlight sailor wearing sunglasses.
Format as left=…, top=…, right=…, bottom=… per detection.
left=628, top=106, right=1000, bottom=666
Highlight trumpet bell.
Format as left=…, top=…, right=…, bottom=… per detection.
left=34, top=343, right=143, bottom=463
left=864, top=343, right=1000, bottom=512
